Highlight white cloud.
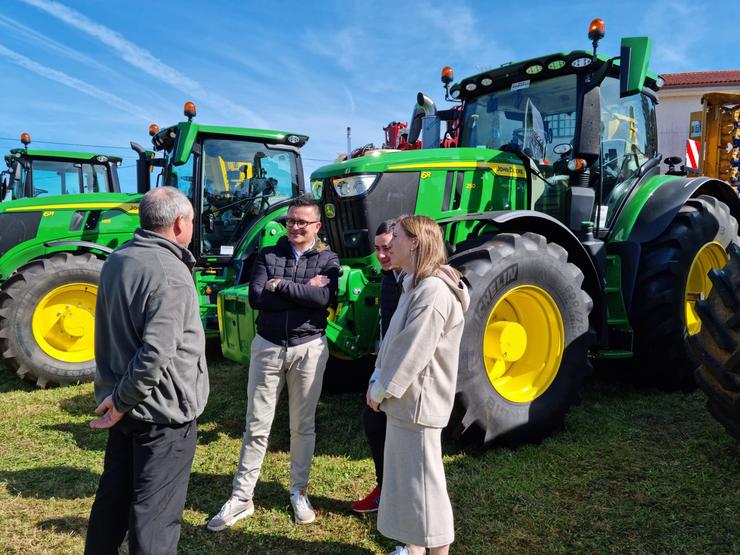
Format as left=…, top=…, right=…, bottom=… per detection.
left=0, top=43, right=151, bottom=120
left=639, top=0, right=707, bottom=71
left=0, top=14, right=109, bottom=71
left=22, top=0, right=267, bottom=127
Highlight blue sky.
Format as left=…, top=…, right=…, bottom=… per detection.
left=0, top=0, right=735, bottom=191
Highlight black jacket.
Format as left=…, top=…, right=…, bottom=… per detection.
left=249, top=236, right=340, bottom=346
left=379, top=270, right=402, bottom=340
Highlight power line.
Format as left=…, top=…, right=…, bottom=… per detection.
left=0, top=137, right=132, bottom=151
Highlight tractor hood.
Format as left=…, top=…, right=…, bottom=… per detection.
left=311, top=147, right=525, bottom=180
left=0, top=192, right=142, bottom=214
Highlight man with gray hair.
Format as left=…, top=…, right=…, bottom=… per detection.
left=85, top=186, right=209, bottom=555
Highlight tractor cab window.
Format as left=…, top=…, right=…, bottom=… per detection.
left=598, top=76, right=657, bottom=227
left=200, top=138, right=299, bottom=257
left=29, top=160, right=114, bottom=198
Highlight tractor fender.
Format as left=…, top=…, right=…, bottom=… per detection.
left=440, top=210, right=606, bottom=342
left=44, top=240, right=114, bottom=255
left=620, top=177, right=740, bottom=245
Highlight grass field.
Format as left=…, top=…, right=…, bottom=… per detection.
left=0, top=354, right=737, bottom=554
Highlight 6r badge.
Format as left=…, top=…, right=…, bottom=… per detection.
left=324, top=203, right=336, bottom=218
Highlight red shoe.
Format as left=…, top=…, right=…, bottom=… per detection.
left=351, top=485, right=381, bottom=513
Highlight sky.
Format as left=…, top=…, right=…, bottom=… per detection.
left=0, top=0, right=736, bottom=191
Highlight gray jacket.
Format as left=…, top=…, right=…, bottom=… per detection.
left=370, top=266, right=470, bottom=428
left=94, top=228, right=209, bottom=424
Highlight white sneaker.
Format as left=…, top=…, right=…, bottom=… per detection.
left=206, top=496, right=255, bottom=531
left=389, top=547, right=410, bottom=555
left=289, top=490, right=316, bottom=524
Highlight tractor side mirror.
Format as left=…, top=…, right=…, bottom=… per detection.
left=619, top=36, right=652, bottom=97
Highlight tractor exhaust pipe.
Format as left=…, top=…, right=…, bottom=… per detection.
left=408, top=92, right=440, bottom=149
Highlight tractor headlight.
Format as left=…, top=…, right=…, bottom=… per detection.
left=331, top=174, right=378, bottom=197
left=310, top=179, right=324, bottom=199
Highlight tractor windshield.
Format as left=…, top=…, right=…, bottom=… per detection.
left=199, top=138, right=300, bottom=257
left=4, top=159, right=113, bottom=200
left=459, top=74, right=578, bottom=166
left=598, top=76, right=657, bottom=227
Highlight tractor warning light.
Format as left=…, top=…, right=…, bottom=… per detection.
left=20, top=132, right=31, bottom=146
left=588, top=18, right=605, bottom=42
left=184, top=101, right=197, bottom=121
left=441, top=66, right=454, bottom=84
left=148, top=123, right=160, bottom=136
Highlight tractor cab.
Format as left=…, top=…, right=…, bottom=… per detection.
left=0, top=133, right=122, bottom=202
left=133, top=103, right=307, bottom=266
left=434, top=20, right=661, bottom=235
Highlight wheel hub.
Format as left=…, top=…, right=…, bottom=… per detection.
left=483, top=285, right=564, bottom=403
left=685, top=241, right=729, bottom=336
left=32, top=283, right=97, bottom=363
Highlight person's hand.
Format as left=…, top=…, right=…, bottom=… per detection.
left=307, top=274, right=329, bottom=287
left=265, top=278, right=282, bottom=292
left=90, top=395, right=125, bottom=429
left=366, top=383, right=380, bottom=412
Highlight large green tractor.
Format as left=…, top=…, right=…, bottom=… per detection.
left=0, top=134, right=138, bottom=386
left=218, top=21, right=740, bottom=445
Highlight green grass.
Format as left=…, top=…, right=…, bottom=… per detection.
left=0, top=356, right=737, bottom=554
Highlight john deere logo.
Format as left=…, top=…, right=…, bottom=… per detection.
left=324, top=203, right=336, bottom=219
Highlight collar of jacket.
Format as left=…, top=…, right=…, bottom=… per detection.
left=132, top=228, right=197, bottom=270
left=277, top=235, right=330, bottom=257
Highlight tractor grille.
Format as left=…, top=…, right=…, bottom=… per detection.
left=0, top=212, right=42, bottom=258
left=320, top=172, right=421, bottom=260
left=321, top=182, right=370, bottom=259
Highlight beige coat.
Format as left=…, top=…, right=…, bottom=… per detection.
left=370, top=266, right=469, bottom=428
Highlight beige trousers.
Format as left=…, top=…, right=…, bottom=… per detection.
left=232, top=334, right=329, bottom=499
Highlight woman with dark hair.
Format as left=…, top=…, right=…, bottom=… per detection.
left=367, top=215, right=469, bottom=555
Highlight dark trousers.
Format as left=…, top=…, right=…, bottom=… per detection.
left=362, top=405, right=387, bottom=487
left=84, top=417, right=197, bottom=555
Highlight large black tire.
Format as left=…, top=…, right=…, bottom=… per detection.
left=689, top=242, right=740, bottom=441
left=630, top=195, right=738, bottom=391
left=452, top=232, right=593, bottom=446
left=0, top=252, right=103, bottom=387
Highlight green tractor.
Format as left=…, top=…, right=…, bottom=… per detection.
left=217, top=21, right=740, bottom=445
left=0, top=133, right=138, bottom=386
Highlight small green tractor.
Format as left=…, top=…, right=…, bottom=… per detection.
left=218, top=20, right=740, bottom=445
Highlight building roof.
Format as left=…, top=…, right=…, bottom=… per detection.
left=661, top=70, right=740, bottom=89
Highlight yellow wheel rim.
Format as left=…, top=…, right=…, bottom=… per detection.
left=483, top=285, right=564, bottom=403
left=685, top=241, right=729, bottom=336
left=32, top=283, right=97, bottom=363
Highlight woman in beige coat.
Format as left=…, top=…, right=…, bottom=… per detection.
left=367, top=215, right=469, bottom=555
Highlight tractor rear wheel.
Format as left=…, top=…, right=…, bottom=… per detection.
left=630, top=195, right=738, bottom=391
left=452, top=232, right=592, bottom=446
left=689, top=243, right=740, bottom=441
left=0, top=252, right=103, bottom=387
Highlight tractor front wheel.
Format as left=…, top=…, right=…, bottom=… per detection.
left=452, top=232, right=593, bottom=446
left=0, top=252, right=103, bottom=387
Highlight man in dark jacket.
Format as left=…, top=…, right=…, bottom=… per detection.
left=352, top=220, right=402, bottom=513
left=208, top=196, right=339, bottom=530
left=85, top=186, right=209, bottom=555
